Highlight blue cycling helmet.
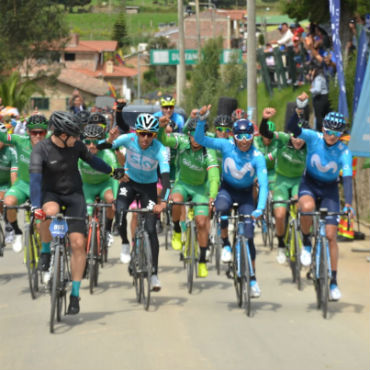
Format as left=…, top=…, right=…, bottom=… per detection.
left=232, top=119, right=254, bottom=135
left=323, top=112, right=346, bottom=132
left=135, top=113, right=159, bottom=133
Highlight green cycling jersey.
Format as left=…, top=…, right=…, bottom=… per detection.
left=0, top=145, right=18, bottom=184
left=158, top=127, right=220, bottom=198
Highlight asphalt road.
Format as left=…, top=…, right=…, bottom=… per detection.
left=0, top=224, right=369, bottom=370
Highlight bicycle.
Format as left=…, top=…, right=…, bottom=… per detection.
left=85, top=202, right=112, bottom=294
left=0, top=200, right=6, bottom=257
left=47, top=213, right=85, bottom=333
left=273, top=198, right=303, bottom=290
left=170, top=200, right=209, bottom=294
left=125, top=208, right=153, bottom=311
left=162, top=206, right=173, bottom=250
left=299, top=208, right=349, bottom=319
left=208, top=210, right=222, bottom=275
left=5, top=202, right=42, bottom=299
left=225, top=210, right=256, bottom=317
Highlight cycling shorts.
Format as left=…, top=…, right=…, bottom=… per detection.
left=172, top=179, right=209, bottom=217
left=83, top=178, right=115, bottom=216
left=42, top=191, right=87, bottom=234
left=298, top=173, right=339, bottom=225
left=5, top=179, right=30, bottom=205
left=273, top=174, right=301, bottom=209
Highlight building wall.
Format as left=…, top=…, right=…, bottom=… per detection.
left=62, top=52, right=98, bottom=71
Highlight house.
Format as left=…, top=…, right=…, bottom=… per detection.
left=29, top=34, right=138, bottom=116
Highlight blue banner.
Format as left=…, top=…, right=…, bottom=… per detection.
left=329, top=0, right=349, bottom=118
left=349, top=57, right=370, bottom=157
left=352, top=29, right=368, bottom=119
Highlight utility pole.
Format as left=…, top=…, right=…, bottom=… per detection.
left=177, top=0, right=186, bottom=105
left=195, top=0, right=201, bottom=56
left=247, top=0, right=257, bottom=123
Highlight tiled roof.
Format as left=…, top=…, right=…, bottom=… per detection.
left=64, top=40, right=118, bottom=53
left=70, top=64, right=137, bottom=78
left=57, top=69, right=109, bottom=96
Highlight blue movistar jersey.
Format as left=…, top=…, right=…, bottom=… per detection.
left=153, top=111, right=185, bottom=132
left=299, top=129, right=352, bottom=182
left=194, top=120, right=268, bottom=210
left=112, top=133, right=170, bottom=183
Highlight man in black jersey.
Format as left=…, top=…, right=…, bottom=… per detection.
left=30, top=111, right=123, bottom=315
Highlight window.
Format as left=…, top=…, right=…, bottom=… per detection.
left=31, top=97, right=49, bottom=110
left=64, top=53, right=76, bottom=61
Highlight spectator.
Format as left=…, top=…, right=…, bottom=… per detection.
left=264, top=43, right=276, bottom=84
left=69, top=89, right=86, bottom=114
left=345, top=18, right=358, bottom=56
left=308, top=64, right=331, bottom=132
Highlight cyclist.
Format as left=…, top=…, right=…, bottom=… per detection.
left=74, top=110, right=90, bottom=130
left=30, top=111, right=123, bottom=315
left=157, top=111, right=220, bottom=278
left=0, top=114, right=48, bottom=253
left=194, top=106, right=268, bottom=297
left=99, top=113, right=170, bottom=291
left=288, top=92, right=353, bottom=301
left=0, top=128, right=18, bottom=214
left=153, top=95, right=185, bottom=133
left=212, top=115, right=233, bottom=166
left=259, top=108, right=308, bottom=264
left=79, top=124, right=119, bottom=246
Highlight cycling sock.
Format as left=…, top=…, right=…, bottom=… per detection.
left=180, top=221, right=187, bottom=232
left=41, top=242, right=51, bottom=254
left=106, top=218, right=113, bottom=232
left=302, top=233, right=311, bottom=247
left=250, top=275, right=256, bottom=281
left=10, top=221, right=22, bottom=235
left=222, top=237, right=231, bottom=247
left=173, top=221, right=181, bottom=233
left=330, top=271, right=337, bottom=285
left=71, top=281, right=81, bottom=297
left=277, top=236, right=285, bottom=248
left=199, top=247, right=207, bottom=263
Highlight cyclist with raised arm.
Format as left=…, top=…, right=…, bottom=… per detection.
left=29, top=111, right=123, bottom=314
left=157, top=110, right=220, bottom=278
left=259, top=107, right=308, bottom=264
left=79, top=124, right=119, bottom=245
left=0, top=114, right=48, bottom=253
left=98, top=113, right=170, bottom=291
left=288, top=92, right=353, bottom=301
left=153, top=95, right=185, bottom=133
left=195, top=106, right=268, bottom=297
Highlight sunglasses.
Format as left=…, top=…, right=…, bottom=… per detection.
left=84, top=139, right=99, bottom=145
left=162, top=106, right=174, bottom=110
left=137, top=131, right=157, bottom=138
left=234, top=133, right=253, bottom=141
left=216, top=127, right=231, bottom=133
left=323, top=128, right=342, bottom=137
left=30, top=130, right=47, bottom=136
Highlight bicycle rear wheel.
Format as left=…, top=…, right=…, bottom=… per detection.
left=320, top=236, right=329, bottom=318
left=50, top=244, right=62, bottom=333
left=240, top=237, right=251, bottom=317
left=142, top=232, right=152, bottom=310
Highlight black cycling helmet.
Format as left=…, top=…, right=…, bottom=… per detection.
left=49, top=111, right=81, bottom=137
left=183, top=118, right=208, bottom=134
left=75, top=110, right=90, bottom=126
left=233, top=119, right=254, bottom=135
left=214, top=114, right=232, bottom=128
left=88, top=112, right=107, bottom=126
left=26, top=114, right=48, bottom=130
left=83, top=124, right=105, bottom=139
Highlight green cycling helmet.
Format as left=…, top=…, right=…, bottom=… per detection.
left=27, top=114, right=48, bottom=130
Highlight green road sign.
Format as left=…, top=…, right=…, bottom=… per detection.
left=150, top=49, right=242, bottom=65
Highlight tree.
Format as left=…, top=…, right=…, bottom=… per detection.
left=112, top=7, right=130, bottom=50
left=0, top=72, right=44, bottom=113
left=0, top=0, right=69, bottom=74
left=281, top=0, right=370, bottom=46
left=184, top=37, right=223, bottom=122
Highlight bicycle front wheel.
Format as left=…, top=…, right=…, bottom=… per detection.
left=320, top=236, right=329, bottom=318
left=293, top=222, right=302, bottom=291
left=232, top=239, right=243, bottom=307
left=25, top=226, right=41, bottom=299
left=240, top=237, right=251, bottom=317
left=141, top=232, right=152, bottom=310
left=88, top=223, right=99, bottom=294
left=186, top=224, right=195, bottom=294
left=50, top=244, right=62, bottom=333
